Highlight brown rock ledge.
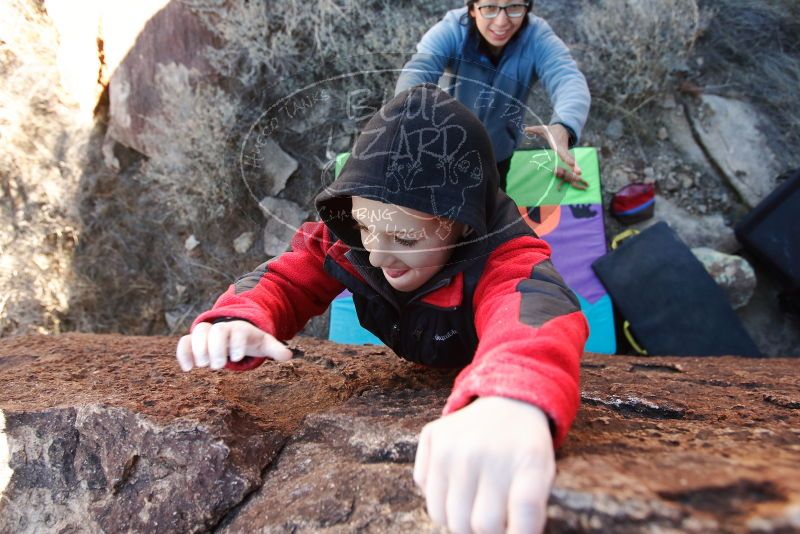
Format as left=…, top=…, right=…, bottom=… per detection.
left=0, top=334, right=798, bottom=533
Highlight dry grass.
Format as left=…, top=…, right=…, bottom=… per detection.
left=190, top=0, right=446, bottom=86
left=696, top=0, right=800, bottom=164
left=63, top=1, right=454, bottom=335
left=576, top=0, right=704, bottom=114
left=188, top=0, right=451, bottom=203
left=5, top=0, right=795, bottom=338
left=67, top=81, right=247, bottom=334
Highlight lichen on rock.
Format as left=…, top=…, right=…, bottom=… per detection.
left=1, top=334, right=799, bottom=532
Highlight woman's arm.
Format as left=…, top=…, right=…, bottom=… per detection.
left=529, top=17, right=591, bottom=146
left=395, top=11, right=462, bottom=95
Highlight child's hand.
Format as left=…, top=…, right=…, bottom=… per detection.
left=175, top=320, right=292, bottom=371
left=414, top=396, right=555, bottom=534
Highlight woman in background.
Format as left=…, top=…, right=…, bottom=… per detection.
left=396, top=0, right=591, bottom=190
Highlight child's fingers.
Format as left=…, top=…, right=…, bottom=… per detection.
left=507, top=468, right=550, bottom=534
left=470, top=471, right=509, bottom=534
left=229, top=326, right=249, bottom=362
left=445, top=462, right=479, bottom=534
left=208, top=323, right=233, bottom=369
left=424, top=440, right=450, bottom=527
left=180, top=321, right=295, bottom=369
left=176, top=335, right=194, bottom=372
left=254, top=331, right=293, bottom=361
left=190, top=322, right=211, bottom=367
left=413, top=425, right=432, bottom=490
left=424, top=469, right=448, bottom=527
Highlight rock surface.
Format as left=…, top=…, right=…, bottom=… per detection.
left=103, top=0, right=222, bottom=157
left=256, top=139, right=300, bottom=196
left=662, top=103, right=716, bottom=176
left=259, top=196, right=308, bottom=257
left=688, top=95, right=780, bottom=208
left=232, top=231, right=255, bottom=255
left=1, top=335, right=799, bottom=533
left=692, top=247, right=757, bottom=309
left=633, top=195, right=739, bottom=253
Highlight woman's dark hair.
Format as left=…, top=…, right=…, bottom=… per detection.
left=459, top=1, right=532, bottom=56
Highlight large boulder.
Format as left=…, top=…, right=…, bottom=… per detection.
left=102, top=0, right=222, bottom=158
left=688, top=95, right=780, bottom=208
left=634, top=195, right=739, bottom=253
left=2, top=334, right=799, bottom=532
left=259, top=196, right=308, bottom=257
left=256, top=139, right=299, bottom=197
left=662, top=101, right=715, bottom=175
left=692, top=247, right=757, bottom=309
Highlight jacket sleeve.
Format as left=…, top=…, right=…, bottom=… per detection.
left=395, top=11, right=461, bottom=95
left=192, top=221, right=345, bottom=370
left=443, top=235, right=588, bottom=447
left=529, top=17, right=591, bottom=144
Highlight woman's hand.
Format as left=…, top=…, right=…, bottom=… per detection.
left=414, top=396, right=556, bottom=534
left=524, top=124, right=589, bottom=190
left=175, top=320, right=292, bottom=371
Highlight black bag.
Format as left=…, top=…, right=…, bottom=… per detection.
left=735, top=169, right=800, bottom=314
left=592, top=222, right=761, bottom=356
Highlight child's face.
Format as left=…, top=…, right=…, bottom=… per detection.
left=351, top=196, right=464, bottom=292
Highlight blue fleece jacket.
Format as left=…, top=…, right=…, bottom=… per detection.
left=395, top=7, right=590, bottom=162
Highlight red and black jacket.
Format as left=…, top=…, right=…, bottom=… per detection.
left=193, top=85, right=588, bottom=445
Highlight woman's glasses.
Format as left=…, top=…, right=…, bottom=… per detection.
left=476, top=3, right=530, bottom=19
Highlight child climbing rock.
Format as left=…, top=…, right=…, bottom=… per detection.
left=177, top=84, right=588, bottom=534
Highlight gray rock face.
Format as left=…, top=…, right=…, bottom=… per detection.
left=2, top=406, right=279, bottom=533
left=259, top=196, right=308, bottom=257
left=221, top=389, right=444, bottom=533
left=634, top=195, right=739, bottom=253
left=605, top=119, right=624, bottom=140
left=692, top=247, right=757, bottom=309
left=663, top=104, right=715, bottom=175
left=256, top=139, right=299, bottom=196
left=104, top=1, right=221, bottom=157
left=0, top=334, right=455, bottom=534
left=688, top=95, right=780, bottom=208
left=233, top=231, right=255, bottom=255
left=43, top=0, right=103, bottom=116
left=2, top=335, right=800, bottom=533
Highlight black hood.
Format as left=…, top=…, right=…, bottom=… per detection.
left=315, top=84, right=501, bottom=262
